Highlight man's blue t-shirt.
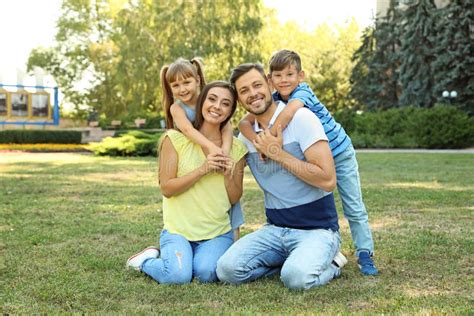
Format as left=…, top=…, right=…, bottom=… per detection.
left=238, top=102, right=339, bottom=231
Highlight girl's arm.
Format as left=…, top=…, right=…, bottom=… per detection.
left=269, top=99, right=304, bottom=136
left=221, top=121, right=234, bottom=156
left=170, top=104, right=223, bottom=155
left=238, top=113, right=258, bottom=142
left=223, top=156, right=246, bottom=205
left=159, top=136, right=227, bottom=197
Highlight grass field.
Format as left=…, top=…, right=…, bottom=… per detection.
left=1, top=152, right=473, bottom=314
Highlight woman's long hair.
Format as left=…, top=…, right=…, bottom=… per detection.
left=193, top=81, right=237, bottom=131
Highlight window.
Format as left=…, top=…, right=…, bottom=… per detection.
left=0, top=92, right=7, bottom=116
left=31, top=93, right=50, bottom=117
left=11, top=92, right=29, bottom=117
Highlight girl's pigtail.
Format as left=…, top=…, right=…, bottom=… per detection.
left=191, top=57, right=206, bottom=92
left=160, top=65, right=174, bottom=129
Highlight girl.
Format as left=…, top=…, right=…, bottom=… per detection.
left=161, top=57, right=234, bottom=156
left=126, top=81, right=247, bottom=284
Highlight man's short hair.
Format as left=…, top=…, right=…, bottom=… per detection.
left=229, top=63, right=266, bottom=89
left=269, top=50, right=302, bottom=73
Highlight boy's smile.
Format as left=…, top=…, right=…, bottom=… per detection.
left=270, top=64, right=304, bottom=101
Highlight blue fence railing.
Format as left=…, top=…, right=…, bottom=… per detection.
left=0, top=84, right=60, bottom=126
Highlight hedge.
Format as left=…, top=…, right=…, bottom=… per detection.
left=0, top=130, right=82, bottom=144
left=87, top=106, right=473, bottom=156
left=334, top=105, right=474, bottom=149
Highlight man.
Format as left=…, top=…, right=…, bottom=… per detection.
left=216, top=63, right=347, bottom=290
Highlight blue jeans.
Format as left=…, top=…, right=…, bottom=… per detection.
left=334, top=144, right=374, bottom=256
left=216, top=224, right=341, bottom=290
left=141, top=230, right=233, bottom=284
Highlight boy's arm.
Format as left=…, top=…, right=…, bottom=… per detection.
left=269, top=99, right=304, bottom=136
left=238, top=113, right=258, bottom=143
left=170, top=104, right=222, bottom=155
left=221, top=121, right=234, bottom=156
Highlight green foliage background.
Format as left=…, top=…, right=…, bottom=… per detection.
left=27, top=0, right=363, bottom=123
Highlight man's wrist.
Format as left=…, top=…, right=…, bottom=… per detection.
left=268, top=147, right=286, bottom=162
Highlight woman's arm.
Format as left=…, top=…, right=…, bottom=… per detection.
left=159, top=136, right=227, bottom=197
left=223, top=157, right=246, bottom=204
left=170, top=104, right=223, bottom=155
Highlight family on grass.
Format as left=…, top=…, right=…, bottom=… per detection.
left=126, top=50, right=378, bottom=290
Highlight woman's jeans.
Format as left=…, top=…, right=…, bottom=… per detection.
left=217, top=224, right=341, bottom=290
left=334, top=144, right=374, bottom=256
left=141, top=229, right=233, bottom=284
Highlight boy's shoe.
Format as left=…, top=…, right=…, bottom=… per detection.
left=332, top=251, right=348, bottom=269
left=358, top=251, right=378, bottom=276
left=126, top=246, right=159, bottom=271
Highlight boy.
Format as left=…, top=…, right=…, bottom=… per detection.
left=238, top=50, right=378, bottom=276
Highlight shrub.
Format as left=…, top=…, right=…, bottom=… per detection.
left=0, top=130, right=82, bottom=144
left=88, top=131, right=163, bottom=156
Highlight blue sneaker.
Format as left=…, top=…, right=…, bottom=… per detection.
left=358, top=251, right=378, bottom=276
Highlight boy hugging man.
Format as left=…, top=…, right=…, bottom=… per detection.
left=239, top=50, right=378, bottom=276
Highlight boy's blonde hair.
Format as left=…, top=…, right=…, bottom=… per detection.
left=160, top=57, right=206, bottom=129
left=268, top=50, right=302, bottom=73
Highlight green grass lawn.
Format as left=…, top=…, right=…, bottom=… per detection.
left=1, top=152, right=473, bottom=314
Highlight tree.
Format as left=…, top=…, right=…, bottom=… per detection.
left=348, top=25, right=376, bottom=109
left=28, top=0, right=263, bottom=120
left=432, top=0, right=474, bottom=114
left=307, top=19, right=361, bottom=112
left=349, top=0, right=402, bottom=110
left=399, top=0, right=438, bottom=108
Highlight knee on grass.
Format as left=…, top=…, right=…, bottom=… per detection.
left=216, top=257, right=247, bottom=284
left=193, top=265, right=218, bottom=283
left=280, top=264, right=322, bottom=290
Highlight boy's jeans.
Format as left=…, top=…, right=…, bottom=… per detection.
left=334, top=144, right=374, bottom=256
left=142, top=229, right=233, bottom=284
left=216, top=224, right=340, bottom=290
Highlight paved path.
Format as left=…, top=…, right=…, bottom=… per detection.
left=356, top=148, right=474, bottom=154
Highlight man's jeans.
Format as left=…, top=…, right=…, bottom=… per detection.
left=142, top=229, right=233, bottom=284
left=335, top=144, right=374, bottom=256
left=216, top=224, right=340, bottom=290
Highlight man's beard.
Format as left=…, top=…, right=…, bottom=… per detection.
left=245, top=96, right=272, bottom=116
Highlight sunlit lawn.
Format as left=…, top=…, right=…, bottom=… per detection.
left=1, top=152, right=473, bottom=314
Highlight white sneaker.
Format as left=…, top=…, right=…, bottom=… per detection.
left=126, top=246, right=159, bottom=271
left=332, top=251, right=348, bottom=269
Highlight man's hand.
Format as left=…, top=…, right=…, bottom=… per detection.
left=253, top=124, right=283, bottom=161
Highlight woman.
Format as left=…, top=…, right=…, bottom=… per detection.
left=126, top=81, right=247, bottom=284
